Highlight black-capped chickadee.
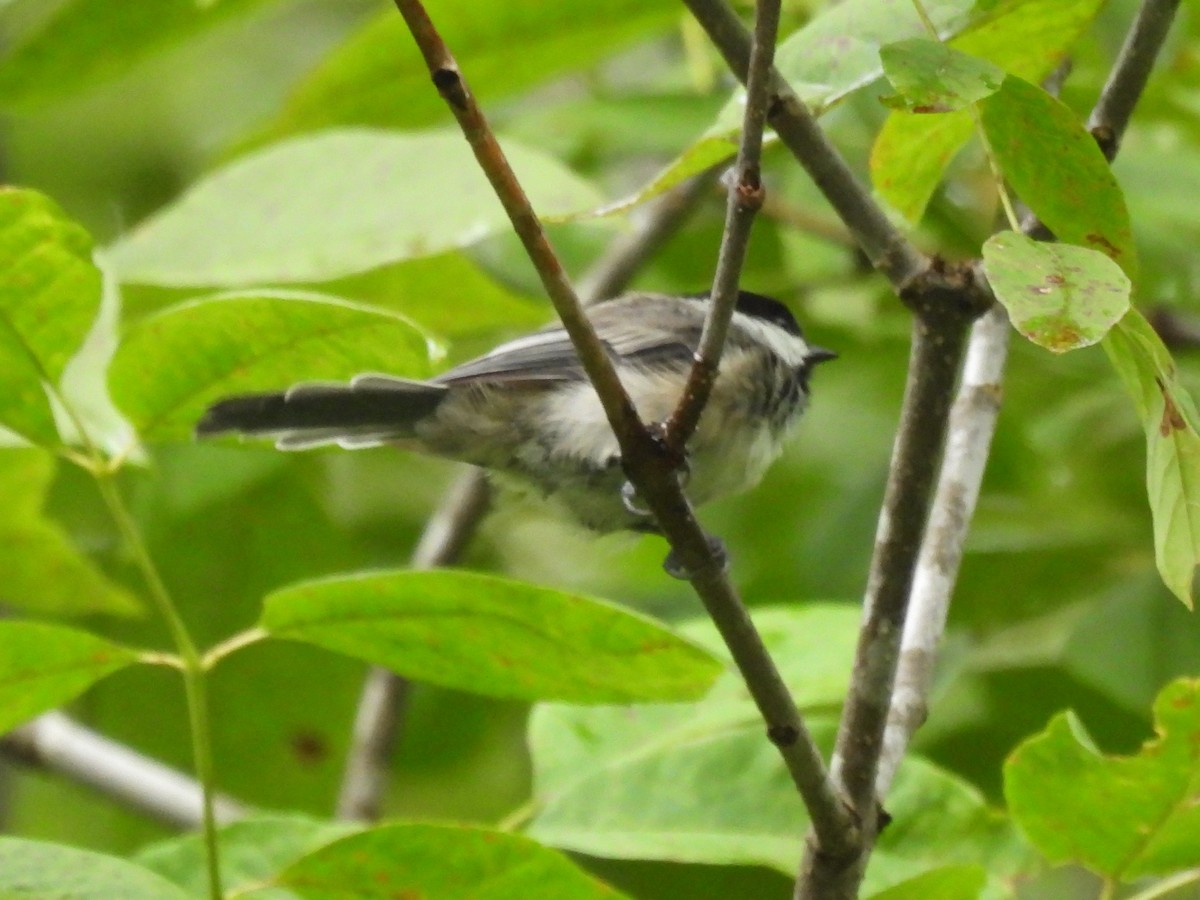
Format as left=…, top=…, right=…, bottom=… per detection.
left=197, top=291, right=834, bottom=534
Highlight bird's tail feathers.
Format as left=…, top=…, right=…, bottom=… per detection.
left=196, top=374, right=447, bottom=450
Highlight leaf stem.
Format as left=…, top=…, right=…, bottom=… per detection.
left=94, top=471, right=224, bottom=900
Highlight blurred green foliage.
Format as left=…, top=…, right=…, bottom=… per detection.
left=0, top=0, right=1199, bottom=898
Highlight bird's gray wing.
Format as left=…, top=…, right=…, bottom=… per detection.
left=433, top=311, right=698, bottom=387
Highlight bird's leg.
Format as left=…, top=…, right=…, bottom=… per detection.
left=621, top=421, right=723, bottom=577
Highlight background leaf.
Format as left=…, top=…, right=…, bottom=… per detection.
left=1005, top=678, right=1200, bottom=880
left=105, top=129, right=605, bottom=287
left=261, top=569, right=723, bottom=703
left=865, top=865, right=987, bottom=900
left=0, top=448, right=140, bottom=616
left=871, top=0, right=1106, bottom=222
left=982, top=232, right=1131, bottom=352
left=880, top=39, right=1004, bottom=112
left=0, top=0, right=273, bottom=111
left=0, top=836, right=190, bottom=899
left=249, top=0, right=678, bottom=147
left=137, top=814, right=357, bottom=898
left=0, top=620, right=139, bottom=734
left=0, top=187, right=101, bottom=445
left=271, top=823, right=633, bottom=900
left=528, top=607, right=1033, bottom=893
left=108, top=292, right=433, bottom=443
left=980, top=76, right=1137, bottom=276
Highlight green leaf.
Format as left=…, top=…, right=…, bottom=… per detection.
left=1005, top=678, right=1200, bottom=880
left=871, top=0, right=1107, bottom=222
left=951, top=0, right=1106, bottom=84
left=105, top=129, right=604, bottom=288
left=0, top=187, right=101, bottom=445
left=981, top=76, right=1137, bottom=276
left=530, top=604, right=861, bottom=788
left=982, top=232, right=1131, bottom=352
left=136, top=814, right=356, bottom=898
left=612, top=0, right=1101, bottom=216
left=532, top=721, right=1029, bottom=893
left=313, top=253, right=546, bottom=340
left=249, top=0, right=677, bottom=147
left=260, top=569, right=722, bottom=703
left=108, top=292, right=433, bottom=444
left=880, top=39, right=1004, bottom=112
left=270, top=823, right=632, bottom=899
left=0, top=836, right=190, bottom=899
left=597, top=0, right=980, bottom=215
left=871, top=110, right=975, bottom=222
left=1103, top=311, right=1200, bottom=608
left=527, top=605, right=1033, bottom=892
left=0, top=620, right=139, bottom=734
left=0, top=448, right=140, bottom=616
left=865, top=865, right=987, bottom=900
left=0, top=0, right=271, bottom=111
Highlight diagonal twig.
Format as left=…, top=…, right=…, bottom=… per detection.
left=336, top=174, right=718, bottom=821
left=680, top=0, right=928, bottom=288
left=391, top=0, right=857, bottom=854
left=665, top=0, right=781, bottom=450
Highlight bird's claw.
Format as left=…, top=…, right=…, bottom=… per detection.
left=621, top=480, right=652, bottom=518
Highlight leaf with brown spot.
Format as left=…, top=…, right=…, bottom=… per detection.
left=983, top=232, right=1130, bottom=353
left=1007, top=679, right=1200, bottom=879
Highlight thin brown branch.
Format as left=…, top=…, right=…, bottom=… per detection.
left=1088, top=0, right=1182, bottom=158
left=392, top=0, right=643, bottom=450
left=665, top=0, right=780, bottom=451
left=680, top=0, right=928, bottom=288
left=337, top=137, right=721, bottom=824
left=392, top=0, right=856, bottom=853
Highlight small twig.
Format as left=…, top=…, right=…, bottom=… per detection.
left=336, top=155, right=719, bottom=823
left=1, top=712, right=247, bottom=830
left=336, top=470, right=489, bottom=820
left=393, top=0, right=644, bottom=451
left=1088, top=0, right=1182, bottom=160
left=392, top=0, right=856, bottom=853
left=680, top=0, right=928, bottom=288
left=875, top=304, right=1009, bottom=795
left=1124, top=869, right=1200, bottom=900
left=665, top=0, right=780, bottom=451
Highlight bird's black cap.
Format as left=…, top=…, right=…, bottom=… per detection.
left=685, top=290, right=803, bottom=336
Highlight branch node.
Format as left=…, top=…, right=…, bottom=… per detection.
left=1091, top=123, right=1119, bottom=161
left=899, top=259, right=993, bottom=322
left=736, top=174, right=765, bottom=210
left=767, top=724, right=800, bottom=747
left=431, top=66, right=467, bottom=108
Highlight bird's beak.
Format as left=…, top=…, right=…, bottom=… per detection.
left=807, top=346, right=838, bottom=365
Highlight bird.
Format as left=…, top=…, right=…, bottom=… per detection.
left=197, top=290, right=834, bottom=539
